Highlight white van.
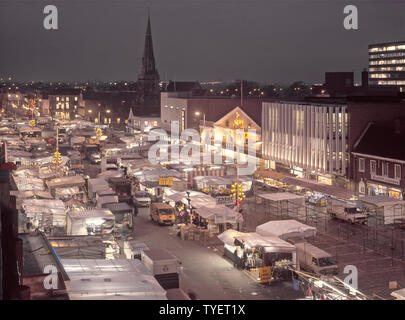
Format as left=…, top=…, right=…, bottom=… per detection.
left=295, top=242, right=338, bottom=275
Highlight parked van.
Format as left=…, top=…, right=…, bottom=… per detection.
left=295, top=242, right=338, bottom=275
left=150, top=203, right=175, bottom=225
left=327, top=199, right=368, bottom=224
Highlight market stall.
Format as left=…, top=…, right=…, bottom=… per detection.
left=66, top=209, right=115, bottom=236
left=256, top=219, right=317, bottom=240
left=21, top=199, right=67, bottom=235
left=257, top=192, right=306, bottom=220
left=194, top=205, right=242, bottom=234
left=218, top=229, right=297, bottom=283
left=359, top=195, right=405, bottom=225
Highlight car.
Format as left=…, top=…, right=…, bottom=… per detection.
left=133, top=191, right=152, bottom=207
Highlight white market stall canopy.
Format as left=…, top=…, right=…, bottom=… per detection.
left=165, top=190, right=217, bottom=208
left=194, top=176, right=232, bottom=186
left=195, top=206, right=242, bottom=224
left=67, top=209, right=115, bottom=221
left=46, top=175, right=85, bottom=189
left=360, top=195, right=405, bottom=207
left=256, top=219, right=317, bottom=240
left=258, top=192, right=305, bottom=202
left=359, top=196, right=405, bottom=225
left=218, top=229, right=296, bottom=253
left=61, top=259, right=167, bottom=300
left=55, top=186, right=81, bottom=198
left=22, top=199, right=67, bottom=228
left=13, top=176, right=45, bottom=191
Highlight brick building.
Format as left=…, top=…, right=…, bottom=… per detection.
left=352, top=121, right=405, bottom=199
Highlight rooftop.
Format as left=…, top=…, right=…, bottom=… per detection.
left=354, top=122, right=405, bottom=161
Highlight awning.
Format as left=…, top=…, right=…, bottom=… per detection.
left=218, top=230, right=296, bottom=252
left=195, top=206, right=241, bottom=223
left=165, top=190, right=217, bottom=208
left=282, top=176, right=356, bottom=200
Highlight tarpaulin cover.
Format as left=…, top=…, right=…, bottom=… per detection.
left=256, top=219, right=316, bottom=240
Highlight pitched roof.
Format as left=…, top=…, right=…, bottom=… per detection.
left=354, top=122, right=405, bottom=161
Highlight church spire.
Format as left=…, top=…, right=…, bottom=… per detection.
left=141, top=11, right=157, bottom=76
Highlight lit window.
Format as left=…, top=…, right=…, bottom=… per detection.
left=145, top=121, right=149, bottom=126
left=66, top=97, right=70, bottom=102
left=117, top=118, right=121, bottom=124
left=56, top=97, right=60, bottom=101
left=74, top=97, right=78, bottom=101
left=359, top=158, right=365, bottom=173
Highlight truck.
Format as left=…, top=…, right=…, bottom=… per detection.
left=295, top=242, right=338, bottom=275
left=327, top=199, right=368, bottom=224
left=141, top=249, right=180, bottom=290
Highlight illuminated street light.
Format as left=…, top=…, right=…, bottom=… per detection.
left=195, top=111, right=205, bottom=127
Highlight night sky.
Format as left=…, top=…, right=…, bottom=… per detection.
left=0, top=0, right=404, bottom=84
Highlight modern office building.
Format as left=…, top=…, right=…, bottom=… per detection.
left=368, top=40, right=405, bottom=91
left=262, top=101, right=348, bottom=185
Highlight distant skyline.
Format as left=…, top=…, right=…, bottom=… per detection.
left=1, top=0, right=405, bottom=84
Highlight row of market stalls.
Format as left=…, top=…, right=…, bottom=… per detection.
left=218, top=220, right=316, bottom=283
left=164, top=190, right=243, bottom=236
left=255, top=170, right=405, bottom=226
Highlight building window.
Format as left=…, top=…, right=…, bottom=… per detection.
left=144, top=121, right=149, bottom=126
left=74, top=97, right=78, bottom=101
left=117, top=118, right=121, bottom=124
left=66, top=97, right=70, bottom=102
left=370, top=160, right=377, bottom=174
left=382, top=162, right=389, bottom=176
left=359, top=158, right=365, bottom=173
left=56, top=97, right=60, bottom=101
left=395, top=164, right=401, bottom=179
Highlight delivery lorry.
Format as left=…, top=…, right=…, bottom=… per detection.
left=295, top=242, right=338, bottom=275
left=327, top=199, right=368, bottom=224
left=150, top=203, right=175, bottom=225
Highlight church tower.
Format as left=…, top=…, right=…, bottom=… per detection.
left=137, top=12, right=160, bottom=110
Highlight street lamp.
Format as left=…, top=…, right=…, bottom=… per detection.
left=195, top=111, right=205, bottom=127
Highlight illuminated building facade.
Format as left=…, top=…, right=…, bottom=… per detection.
left=262, top=101, right=348, bottom=183
left=369, top=40, right=405, bottom=91
left=49, top=89, right=83, bottom=120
